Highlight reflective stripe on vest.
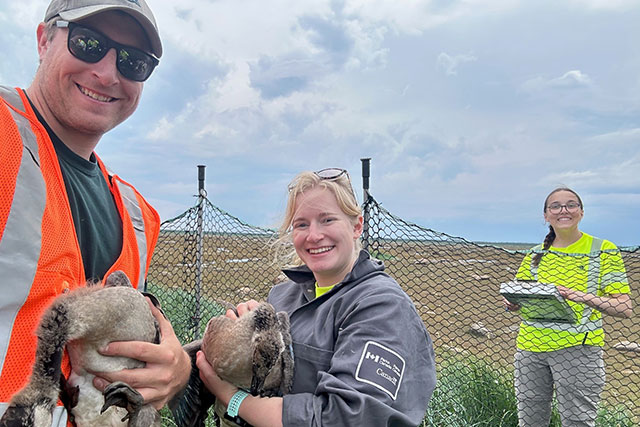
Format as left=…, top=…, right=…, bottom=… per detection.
left=0, top=88, right=150, bottom=292
left=0, top=86, right=46, bottom=375
left=0, top=87, right=154, bottom=418
left=116, top=181, right=148, bottom=289
left=523, top=237, right=604, bottom=333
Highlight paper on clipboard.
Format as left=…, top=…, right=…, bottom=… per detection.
left=500, top=280, right=577, bottom=324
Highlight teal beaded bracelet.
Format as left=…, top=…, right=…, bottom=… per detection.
left=227, top=389, right=250, bottom=418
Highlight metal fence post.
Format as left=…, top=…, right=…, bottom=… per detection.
left=194, top=165, right=206, bottom=339
left=149, top=164, right=640, bottom=422
left=361, top=158, right=371, bottom=251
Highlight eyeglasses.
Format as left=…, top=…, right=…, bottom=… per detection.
left=546, top=201, right=581, bottom=214
left=314, top=168, right=349, bottom=181
left=288, top=168, right=357, bottom=199
left=56, top=21, right=159, bottom=82
left=315, top=168, right=358, bottom=200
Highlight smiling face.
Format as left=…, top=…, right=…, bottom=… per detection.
left=291, top=186, right=363, bottom=287
left=543, top=189, right=584, bottom=233
left=29, top=11, right=149, bottom=156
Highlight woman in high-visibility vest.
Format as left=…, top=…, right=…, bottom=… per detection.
left=504, top=187, right=632, bottom=427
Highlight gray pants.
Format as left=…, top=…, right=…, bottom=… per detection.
left=514, top=346, right=605, bottom=427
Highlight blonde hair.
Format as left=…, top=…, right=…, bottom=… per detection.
left=272, top=170, right=362, bottom=268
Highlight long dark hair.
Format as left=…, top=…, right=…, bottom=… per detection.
left=531, top=187, right=583, bottom=267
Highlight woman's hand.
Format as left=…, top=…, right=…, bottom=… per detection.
left=557, top=286, right=632, bottom=318
left=196, top=350, right=284, bottom=427
left=229, top=299, right=261, bottom=318
left=196, top=350, right=237, bottom=406
left=502, top=297, right=520, bottom=312
left=556, top=285, right=585, bottom=302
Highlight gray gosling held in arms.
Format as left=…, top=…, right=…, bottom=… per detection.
left=170, top=302, right=294, bottom=427
left=0, top=271, right=162, bottom=427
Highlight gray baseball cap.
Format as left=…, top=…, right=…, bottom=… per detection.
left=44, top=0, right=162, bottom=58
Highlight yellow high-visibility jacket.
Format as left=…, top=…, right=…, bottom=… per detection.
left=515, top=232, right=629, bottom=352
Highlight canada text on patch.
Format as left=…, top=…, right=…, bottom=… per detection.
left=355, top=341, right=406, bottom=400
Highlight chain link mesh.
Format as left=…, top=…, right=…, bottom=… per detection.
left=149, top=193, right=639, bottom=426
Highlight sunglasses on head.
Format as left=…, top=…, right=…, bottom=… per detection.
left=56, top=20, right=159, bottom=82
left=314, top=168, right=358, bottom=201
left=314, top=168, right=349, bottom=181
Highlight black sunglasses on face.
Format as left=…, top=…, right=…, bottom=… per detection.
left=56, top=20, right=159, bottom=82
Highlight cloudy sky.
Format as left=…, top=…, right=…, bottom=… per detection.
left=2, top=0, right=639, bottom=246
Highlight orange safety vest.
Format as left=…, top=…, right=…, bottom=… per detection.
left=0, top=86, right=160, bottom=416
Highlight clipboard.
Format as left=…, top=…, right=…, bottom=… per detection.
left=500, top=280, right=577, bottom=324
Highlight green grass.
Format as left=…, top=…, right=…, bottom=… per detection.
left=160, top=406, right=219, bottom=427
left=149, top=282, right=224, bottom=427
left=147, top=281, right=227, bottom=343
left=148, top=283, right=636, bottom=426
left=424, top=354, right=521, bottom=426
left=369, top=250, right=396, bottom=261
left=596, top=406, right=637, bottom=427
left=423, top=354, right=635, bottom=427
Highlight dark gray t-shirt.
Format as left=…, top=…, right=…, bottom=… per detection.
left=29, top=99, right=123, bottom=282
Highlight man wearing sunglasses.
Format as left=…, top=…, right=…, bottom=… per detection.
left=0, top=0, right=190, bottom=425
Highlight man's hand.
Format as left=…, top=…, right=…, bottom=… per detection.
left=93, top=298, right=191, bottom=409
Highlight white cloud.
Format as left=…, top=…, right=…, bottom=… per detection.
left=586, top=127, right=640, bottom=144
left=549, top=70, right=592, bottom=88
left=437, top=52, right=478, bottom=76
left=542, top=149, right=640, bottom=193
left=521, top=70, right=592, bottom=94
left=6, top=0, right=640, bottom=246
left=1, top=0, right=47, bottom=30
left=211, top=62, right=260, bottom=112
left=569, top=0, right=639, bottom=11
left=147, top=117, right=176, bottom=141
left=154, top=0, right=333, bottom=61
left=343, top=0, right=520, bottom=34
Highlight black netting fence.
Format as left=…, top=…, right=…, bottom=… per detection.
left=148, top=192, right=639, bottom=427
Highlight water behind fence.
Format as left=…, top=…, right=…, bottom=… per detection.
left=148, top=194, right=640, bottom=426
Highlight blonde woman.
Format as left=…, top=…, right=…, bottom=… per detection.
left=197, top=168, right=436, bottom=426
